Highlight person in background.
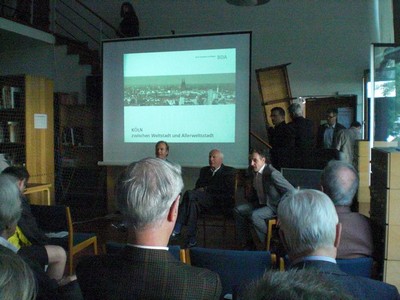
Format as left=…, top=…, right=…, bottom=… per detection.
left=333, top=121, right=362, bottom=165
left=267, top=107, right=295, bottom=170
left=2, top=166, right=67, bottom=282
left=278, top=189, right=399, bottom=299
left=320, top=160, right=373, bottom=259
left=287, top=103, right=314, bottom=168
left=76, top=158, right=222, bottom=299
left=172, top=149, right=236, bottom=248
left=155, top=140, right=169, bottom=160
left=0, top=246, right=37, bottom=300
left=117, top=2, right=139, bottom=38
left=234, top=148, right=294, bottom=250
left=316, top=108, right=346, bottom=149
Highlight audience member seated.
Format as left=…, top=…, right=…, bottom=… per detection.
left=278, top=189, right=399, bottom=299
left=0, top=174, right=83, bottom=299
left=0, top=246, right=36, bottom=300
left=172, top=149, right=236, bottom=248
left=234, top=148, right=294, bottom=250
left=2, top=166, right=67, bottom=281
left=76, top=158, right=222, bottom=299
left=320, top=160, right=373, bottom=258
left=241, top=268, right=353, bottom=300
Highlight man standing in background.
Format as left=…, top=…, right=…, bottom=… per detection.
left=316, top=108, right=346, bottom=149
left=333, top=121, right=361, bottom=165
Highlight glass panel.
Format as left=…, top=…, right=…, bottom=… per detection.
left=370, top=44, right=400, bottom=146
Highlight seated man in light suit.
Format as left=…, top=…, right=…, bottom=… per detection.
left=320, top=160, right=373, bottom=259
left=234, top=148, right=294, bottom=250
left=76, top=158, right=222, bottom=300
left=278, top=189, right=399, bottom=299
left=172, top=149, right=236, bottom=247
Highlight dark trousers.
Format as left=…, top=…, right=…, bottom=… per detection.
left=176, top=189, right=215, bottom=239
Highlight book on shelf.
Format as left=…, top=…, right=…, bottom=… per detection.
left=62, top=127, right=84, bottom=146
left=1, top=86, right=22, bottom=109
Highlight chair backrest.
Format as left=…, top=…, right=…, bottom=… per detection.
left=105, top=241, right=183, bottom=262
left=187, top=247, right=273, bottom=296
left=30, top=204, right=68, bottom=232
left=280, top=168, right=323, bottom=189
left=336, top=257, right=373, bottom=278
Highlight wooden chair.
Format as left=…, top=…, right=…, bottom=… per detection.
left=199, top=171, right=239, bottom=247
left=266, top=218, right=277, bottom=251
left=105, top=241, right=186, bottom=262
left=185, top=247, right=276, bottom=297
left=30, top=204, right=98, bottom=275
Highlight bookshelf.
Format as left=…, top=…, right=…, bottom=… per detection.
left=54, top=92, right=106, bottom=217
left=0, top=75, right=54, bottom=205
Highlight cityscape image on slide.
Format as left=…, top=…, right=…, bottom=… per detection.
left=124, top=73, right=236, bottom=106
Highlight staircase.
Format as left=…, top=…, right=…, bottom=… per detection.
left=55, top=34, right=101, bottom=75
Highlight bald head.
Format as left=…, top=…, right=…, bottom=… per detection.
left=320, top=160, right=359, bottom=206
left=208, top=149, right=223, bottom=170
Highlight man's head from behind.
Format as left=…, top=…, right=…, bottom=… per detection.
left=288, top=103, right=303, bottom=118
left=2, top=166, right=29, bottom=193
left=278, top=189, right=339, bottom=260
left=0, top=174, right=22, bottom=238
left=116, top=158, right=183, bottom=231
left=320, top=160, right=359, bottom=206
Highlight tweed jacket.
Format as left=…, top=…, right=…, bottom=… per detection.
left=76, top=246, right=222, bottom=300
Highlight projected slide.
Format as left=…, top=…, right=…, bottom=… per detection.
left=123, top=48, right=236, bottom=143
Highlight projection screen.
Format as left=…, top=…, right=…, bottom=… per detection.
left=101, top=31, right=251, bottom=168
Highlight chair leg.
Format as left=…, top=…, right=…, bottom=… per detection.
left=69, top=251, right=74, bottom=276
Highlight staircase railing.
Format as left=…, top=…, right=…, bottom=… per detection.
left=52, top=0, right=118, bottom=51
left=0, top=0, right=117, bottom=51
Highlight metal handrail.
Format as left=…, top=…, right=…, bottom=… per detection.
left=0, top=0, right=117, bottom=51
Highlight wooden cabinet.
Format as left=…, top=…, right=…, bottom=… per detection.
left=370, top=147, right=400, bottom=288
left=0, top=75, right=54, bottom=204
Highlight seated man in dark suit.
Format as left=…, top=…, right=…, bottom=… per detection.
left=76, top=158, right=222, bottom=300
left=321, top=160, right=373, bottom=258
left=172, top=149, right=236, bottom=247
left=278, top=189, right=399, bottom=299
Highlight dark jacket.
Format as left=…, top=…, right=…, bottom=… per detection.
left=291, top=259, right=400, bottom=300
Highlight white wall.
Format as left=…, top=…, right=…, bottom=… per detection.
left=0, top=44, right=92, bottom=104
left=81, top=0, right=393, bottom=146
